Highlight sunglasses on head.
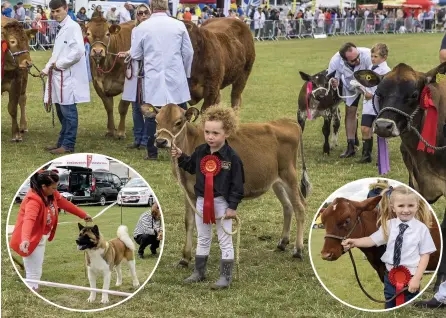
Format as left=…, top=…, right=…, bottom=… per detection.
left=137, top=10, right=149, bottom=16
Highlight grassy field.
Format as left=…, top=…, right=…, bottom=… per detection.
left=6, top=204, right=159, bottom=310
left=310, top=228, right=434, bottom=311
left=2, top=33, right=446, bottom=317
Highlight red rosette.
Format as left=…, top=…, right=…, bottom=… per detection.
left=200, top=155, right=221, bottom=224
left=1, top=40, right=8, bottom=79
left=389, top=266, right=411, bottom=306
left=417, top=86, right=438, bottom=154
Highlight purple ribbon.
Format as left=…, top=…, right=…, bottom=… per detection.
left=377, top=136, right=390, bottom=175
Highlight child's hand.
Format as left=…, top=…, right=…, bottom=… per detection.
left=171, top=145, right=182, bottom=158
left=341, top=239, right=355, bottom=250
left=408, top=277, right=421, bottom=293
left=224, top=208, right=237, bottom=219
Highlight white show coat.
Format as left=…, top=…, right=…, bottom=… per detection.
left=119, top=7, right=131, bottom=24
left=327, top=47, right=372, bottom=106
left=130, top=13, right=193, bottom=107
left=362, top=61, right=391, bottom=116
left=43, top=16, right=90, bottom=105
left=122, top=26, right=142, bottom=102
left=254, top=11, right=265, bottom=30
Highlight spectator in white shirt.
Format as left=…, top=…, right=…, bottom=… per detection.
left=106, top=6, right=119, bottom=24
left=119, top=2, right=132, bottom=23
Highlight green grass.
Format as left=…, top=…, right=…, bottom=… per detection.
left=2, top=33, right=446, bottom=317
left=310, top=228, right=434, bottom=311
left=6, top=204, right=159, bottom=310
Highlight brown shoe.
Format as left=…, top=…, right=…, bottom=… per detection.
left=45, top=145, right=59, bottom=151
left=49, top=147, right=73, bottom=154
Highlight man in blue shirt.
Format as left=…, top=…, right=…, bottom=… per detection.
left=2, top=1, right=13, bottom=17
left=67, top=3, right=76, bottom=20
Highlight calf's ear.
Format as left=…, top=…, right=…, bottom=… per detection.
left=25, top=29, right=38, bottom=41
left=109, top=24, right=121, bottom=35
left=299, top=71, right=312, bottom=82
left=355, top=196, right=382, bottom=212
left=354, top=70, right=383, bottom=87
left=424, top=62, right=446, bottom=84
left=185, top=107, right=200, bottom=122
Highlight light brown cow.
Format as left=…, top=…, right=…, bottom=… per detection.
left=154, top=104, right=310, bottom=266
left=184, top=18, right=255, bottom=113
left=84, top=17, right=134, bottom=138
left=1, top=17, right=37, bottom=141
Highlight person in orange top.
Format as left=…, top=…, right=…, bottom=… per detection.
left=10, top=170, right=92, bottom=292
left=183, top=7, right=192, bottom=21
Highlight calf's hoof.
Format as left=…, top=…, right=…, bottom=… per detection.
left=292, top=247, right=304, bottom=260
left=277, top=238, right=289, bottom=251
left=176, top=259, right=189, bottom=268
left=105, top=131, right=115, bottom=138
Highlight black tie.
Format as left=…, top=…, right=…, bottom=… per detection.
left=372, top=65, right=379, bottom=71
left=393, top=223, right=409, bottom=267
left=56, top=25, right=62, bottom=34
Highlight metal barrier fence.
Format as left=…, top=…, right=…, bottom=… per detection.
left=17, top=17, right=445, bottom=49
left=249, top=17, right=444, bottom=41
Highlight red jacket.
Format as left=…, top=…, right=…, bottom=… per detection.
left=10, top=190, right=87, bottom=257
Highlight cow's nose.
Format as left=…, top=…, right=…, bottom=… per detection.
left=155, top=138, right=168, bottom=148
left=321, top=252, right=333, bottom=261
left=374, top=119, right=395, bottom=138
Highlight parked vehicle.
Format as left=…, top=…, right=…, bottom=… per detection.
left=15, top=181, right=30, bottom=203
left=117, top=177, right=154, bottom=207
left=55, top=166, right=123, bottom=206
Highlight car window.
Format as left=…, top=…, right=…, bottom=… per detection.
left=59, top=174, right=69, bottom=186
left=124, top=178, right=148, bottom=188
left=112, top=175, right=121, bottom=186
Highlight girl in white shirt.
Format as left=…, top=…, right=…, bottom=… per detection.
left=342, top=185, right=436, bottom=308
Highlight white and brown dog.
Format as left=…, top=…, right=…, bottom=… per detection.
left=76, top=224, right=140, bottom=303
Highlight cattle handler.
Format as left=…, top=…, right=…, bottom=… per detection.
left=41, top=0, right=90, bottom=154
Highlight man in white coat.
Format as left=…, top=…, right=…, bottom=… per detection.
left=130, top=0, right=193, bottom=160
left=41, top=0, right=90, bottom=154
left=328, top=42, right=372, bottom=158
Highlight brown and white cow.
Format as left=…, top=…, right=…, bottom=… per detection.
left=1, top=17, right=37, bottom=141
left=153, top=104, right=310, bottom=266
left=184, top=18, right=255, bottom=113
left=354, top=63, right=446, bottom=203
left=319, top=196, right=441, bottom=282
left=83, top=17, right=134, bottom=138
left=298, top=70, right=342, bottom=154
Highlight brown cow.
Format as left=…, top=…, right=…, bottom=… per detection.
left=84, top=17, right=134, bottom=138
left=1, top=17, right=37, bottom=141
left=153, top=104, right=310, bottom=266
left=319, top=196, right=441, bottom=283
left=184, top=18, right=255, bottom=113
left=297, top=70, right=342, bottom=154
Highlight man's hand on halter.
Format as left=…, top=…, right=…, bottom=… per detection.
left=117, top=50, right=130, bottom=58
left=224, top=208, right=237, bottom=219
left=171, top=145, right=183, bottom=158
left=19, top=241, right=30, bottom=254
left=331, top=78, right=339, bottom=89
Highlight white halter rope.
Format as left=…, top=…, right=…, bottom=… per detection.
left=157, top=122, right=241, bottom=278
left=311, top=77, right=359, bottom=99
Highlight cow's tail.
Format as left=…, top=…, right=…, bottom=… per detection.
left=299, top=130, right=312, bottom=199
left=117, top=225, right=135, bottom=251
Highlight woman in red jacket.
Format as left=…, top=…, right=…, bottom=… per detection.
left=10, top=170, right=92, bottom=292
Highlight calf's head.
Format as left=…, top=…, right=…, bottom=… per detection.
left=299, top=70, right=336, bottom=101
left=154, top=104, right=199, bottom=149
left=320, top=196, right=381, bottom=261
left=85, top=17, right=121, bottom=64
left=1, top=20, right=36, bottom=70
left=354, top=62, right=446, bottom=138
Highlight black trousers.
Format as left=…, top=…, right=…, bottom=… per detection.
left=134, top=234, right=160, bottom=255
left=439, top=213, right=446, bottom=274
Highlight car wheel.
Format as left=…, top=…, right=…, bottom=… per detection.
left=99, top=195, right=106, bottom=206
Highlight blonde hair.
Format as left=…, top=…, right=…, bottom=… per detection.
left=378, top=185, right=432, bottom=240
left=136, top=4, right=151, bottom=26
left=371, top=43, right=389, bottom=58
left=200, top=105, right=239, bottom=136
left=151, top=0, right=168, bottom=11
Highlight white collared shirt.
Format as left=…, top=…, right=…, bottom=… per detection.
left=119, top=7, right=131, bottom=23
left=362, top=61, right=391, bottom=116
left=370, top=218, right=436, bottom=275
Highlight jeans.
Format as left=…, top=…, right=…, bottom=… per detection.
left=146, top=102, right=188, bottom=157
left=134, top=234, right=160, bottom=255
left=384, top=271, right=418, bottom=308
left=55, top=103, right=78, bottom=151
left=132, top=102, right=149, bottom=146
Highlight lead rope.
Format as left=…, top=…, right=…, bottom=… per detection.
left=311, top=78, right=358, bottom=99
left=156, top=124, right=241, bottom=279
left=27, top=64, right=55, bottom=127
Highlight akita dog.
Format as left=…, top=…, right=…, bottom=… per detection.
left=76, top=224, right=140, bottom=303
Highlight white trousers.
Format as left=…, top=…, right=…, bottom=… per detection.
left=22, top=234, right=49, bottom=289
left=435, top=281, right=446, bottom=303
left=196, top=196, right=234, bottom=260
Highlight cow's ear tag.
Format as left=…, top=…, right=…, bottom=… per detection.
left=354, top=70, right=381, bottom=88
